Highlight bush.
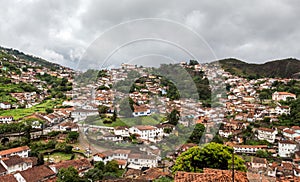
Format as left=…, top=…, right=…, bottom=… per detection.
left=103, top=118, right=112, bottom=124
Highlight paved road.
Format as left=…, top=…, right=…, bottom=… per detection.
left=78, top=126, right=106, bottom=156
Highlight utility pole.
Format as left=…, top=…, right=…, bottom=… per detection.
left=232, top=151, right=235, bottom=182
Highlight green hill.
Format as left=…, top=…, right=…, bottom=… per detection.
left=0, top=46, right=65, bottom=70
left=219, top=58, right=300, bottom=79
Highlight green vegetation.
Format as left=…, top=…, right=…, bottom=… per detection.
left=84, top=161, right=124, bottom=181
left=57, top=166, right=82, bottom=182
left=0, top=77, right=38, bottom=104
left=172, top=142, right=246, bottom=173
left=0, top=99, right=62, bottom=120
left=151, top=63, right=210, bottom=101
left=0, top=46, right=61, bottom=70
left=46, top=152, right=75, bottom=162
left=118, top=97, right=134, bottom=118
left=219, top=58, right=300, bottom=79
left=167, top=109, right=180, bottom=125
left=85, top=114, right=164, bottom=127
left=279, top=98, right=300, bottom=126
left=187, top=123, right=205, bottom=143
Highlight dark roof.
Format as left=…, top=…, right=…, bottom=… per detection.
left=175, top=168, right=249, bottom=182
left=0, top=163, right=7, bottom=174
left=49, top=159, right=91, bottom=172
left=0, top=174, right=17, bottom=182
left=19, top=165, right=56, bottom=182
left=2, top=155, right=24, bottom=167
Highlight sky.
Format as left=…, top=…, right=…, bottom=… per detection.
left=0, top=0, right=300, bottom=69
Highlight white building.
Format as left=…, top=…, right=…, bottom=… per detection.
left=257, top=127, right=277, bottom=143
left=251, top=157, right=267, bottom=169
left=272, top=91, right=296, bottom=101
left=233, top=145, right=268, bottom=154
left=129, top=125, right=163, bottom=142
left=218, top=130, right=232, bottom=138
left=114, top=126, right=130, bottom=137
left=0, top=102, right=11, bottom=109
left=0, top=155, right=33, bottom=175
left=0, top=116, right=13, bottom=124
left=93, top=149, right=131, bottom=169
left=0, top=146, right=30, bottom=159
left=278, top=140, right=299, bottom=158
left=282, top=128, right=300, bottom=140
left=275, top=106, right=290, bottom=115
left=127, top=153, right=158, bottom=169
left=132, top=105, right=151, bottom=117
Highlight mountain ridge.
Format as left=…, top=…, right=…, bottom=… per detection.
left=218, top=58, right=300, bottom=78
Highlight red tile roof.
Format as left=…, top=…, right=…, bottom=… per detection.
left=0, top=146, right=30, bottom=157
left=174, top=168, right=248, bottom=182
left=19, top=165, right=56, bottom=182
left=0, top=174, right=18, bottom=182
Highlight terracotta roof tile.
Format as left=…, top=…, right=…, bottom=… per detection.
left=19, top=165, right=56, bottom=182
left=0, top=146, right=30, bottom=157
left=0, top=174, right=17, bottom=182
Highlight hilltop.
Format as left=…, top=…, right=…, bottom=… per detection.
left=218, top=58, right=300, bottom=79
left=0, top=46, right=68, bottom=70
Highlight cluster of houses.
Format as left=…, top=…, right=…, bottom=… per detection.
left=0, top=145, right=92, bottom=182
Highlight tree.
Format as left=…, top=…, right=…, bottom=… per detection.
left=98, top=105, right=109, bottom=117
left=111, top=109, right=117, bottom=121
left=46, top=108, right=54, bottom=114
left=57, top=166, right=80, bottom=182
left=104, top=160, right=119, bottom=173
left=66, top=131, right=79, bottom=143
left=256, top=149, right=271, bottom=158
left=172, top=142, right=246, bottom=173
left=188, top=123, right=205, bottom=144
left=119, top=97, right=134, bottom=117
left=167, top=109, right=180, bottom=125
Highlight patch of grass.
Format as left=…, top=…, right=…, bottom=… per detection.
left=0, top=99, right=62, bottom=120
left=86, top=114, right=165, bottom=127
left=44, top=152, right=74, bottom=163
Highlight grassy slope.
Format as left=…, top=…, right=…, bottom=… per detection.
left=0, top=99, right=62, bottom=120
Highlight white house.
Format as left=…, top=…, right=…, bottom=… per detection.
left=93, top=149, right=131, bottom=169
left=218, top=130, right=232, bottom=138
left=272, top=91, right=296, bottom=101
left=257, top=127, right=277, bottom=143
left=99, top=133, right=123, bottom=142
left=0, top=116, right=13, bottom=124
left=233, top=145, right=268, bottom=154
left=132, top=105, right=151, bottom=117
left=0, top=155, right=32, bottom=175
left=275, top=106, right=290, bottom=115
left=0, top=146, right=30, bottom=158
left=127, top=153, right=158, bottom=169
left=114, top=126, right=130, bottom=137
left=129, top=125, right=163, bottom=142
left=278, top=140, right=299, bottom=158
left=58, top=122, right=79, bottom=132
left=0, top=102, right=11, bottom=110
left=251, top=157, right=267, bottom=169
left=282, top=128, right=300, bottom=140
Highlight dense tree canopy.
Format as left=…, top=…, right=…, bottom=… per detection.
left=167, top=109, right=180, bottom=125
left=172, top=142, right=246, bottom=173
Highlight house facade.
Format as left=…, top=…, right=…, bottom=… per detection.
left=278, top=140, right=299, bottom=158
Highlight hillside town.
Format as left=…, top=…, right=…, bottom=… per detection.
left=2, top=47, right=300, bottom=181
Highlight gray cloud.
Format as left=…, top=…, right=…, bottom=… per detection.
left=0, top=0, right=299, bottom=69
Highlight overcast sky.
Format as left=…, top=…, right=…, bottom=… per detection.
left=0, top=0, right=299, bottom=69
